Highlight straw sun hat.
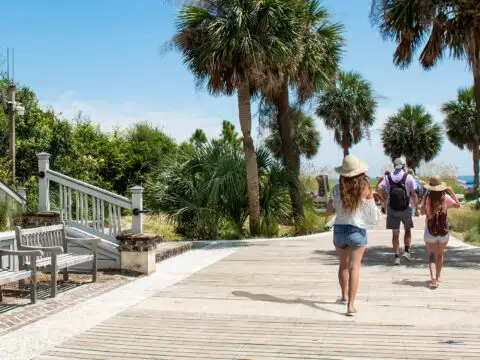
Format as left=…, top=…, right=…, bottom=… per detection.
left=335, top=155, right=368, bottom=178
left=424, top=175, right=448, bottom=192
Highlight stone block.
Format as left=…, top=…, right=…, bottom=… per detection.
left=117, top=233, right=162, bottom=275
left=120, top=250, right=156, bottom=275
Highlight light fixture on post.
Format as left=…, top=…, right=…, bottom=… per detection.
left=15, top=103, right=25, bottom=116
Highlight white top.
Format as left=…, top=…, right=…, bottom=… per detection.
left=331, top=184, right=380, bottom=229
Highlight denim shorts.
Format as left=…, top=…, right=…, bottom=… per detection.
left=333, top=224, right=368, bottom=249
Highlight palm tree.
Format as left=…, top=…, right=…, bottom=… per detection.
left=371, top=1, right=480, bottom=134
left=316, top=71, right=377, bottom=156
left=173, top=0, right=299, bottom=234
left=381, top=104, right=443, bottom=170
left=442, top=87, right=480, bottom=189
left=266, top=108, right=321, bottom=161
left=269, top=1, right=343, bottom=223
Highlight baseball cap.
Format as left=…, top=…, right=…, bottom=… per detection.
left=393, top=158, right=405, bottom=170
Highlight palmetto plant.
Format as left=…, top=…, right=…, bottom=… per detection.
left=316, top=71, right=377, bottom=156
left=381, top=104, right=443, bottom=170
left=371, top=0, right=480, bottom=135
left=266, top=108, right=321, bottom=161
left=172, top=0, right=301, bottom=235
left=145, top=142, right=292, bottom=239
left=442, top=87, right=480, bottom=189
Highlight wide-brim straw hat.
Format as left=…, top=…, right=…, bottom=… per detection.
left=424, top=174, right=448, bottom=192
left=335, top=155, right=368, bottom=178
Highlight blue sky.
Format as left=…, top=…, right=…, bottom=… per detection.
left=0, top=0, right=474, bottom=176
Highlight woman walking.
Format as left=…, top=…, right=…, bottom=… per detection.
left=421, top=175, right=460, bottom=289
left=326, top=155, right=380, bottom=316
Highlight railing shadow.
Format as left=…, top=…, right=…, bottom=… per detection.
left=312, top=244, right=480, bottom=270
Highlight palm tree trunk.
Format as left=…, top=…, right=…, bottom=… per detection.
left=237, top=83, right=261, bottom=235
left=275, top=81, right=304, bottom=224
left=343, top=148, right=349, bottom=157
left=473, top=67, right=480, bottom=190
left=473, top=143, right=479, bottom=192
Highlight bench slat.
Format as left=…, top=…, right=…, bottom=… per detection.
left=0, top=268, right=32, bottom=285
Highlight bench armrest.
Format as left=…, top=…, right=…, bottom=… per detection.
left=66, top=236, right=102, bottom=246
left=19, top=245, right=64, bottom=254
left=0, top=249, right=44, bottom=257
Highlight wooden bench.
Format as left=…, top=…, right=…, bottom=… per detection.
left=0, top=249, right=43, bottom=303
left=15, top=223, right=101, bottom=298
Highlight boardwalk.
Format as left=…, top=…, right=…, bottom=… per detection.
left=29, top=219, right=480, bottom=359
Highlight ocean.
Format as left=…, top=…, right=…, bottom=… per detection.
left=457, top=176, right=474, bottom=182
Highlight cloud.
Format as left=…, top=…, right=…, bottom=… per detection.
left=42, top=91, right=224, bottom=143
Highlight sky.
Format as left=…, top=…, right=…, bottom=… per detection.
left=0, top=0, right=474, bottom=176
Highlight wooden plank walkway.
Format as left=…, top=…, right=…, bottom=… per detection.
left=36, top=219, right=480, bottom=359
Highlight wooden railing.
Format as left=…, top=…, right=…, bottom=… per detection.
left=37, top=152, right=143, bottom=244
left=0, top=179, right=26, bottom=208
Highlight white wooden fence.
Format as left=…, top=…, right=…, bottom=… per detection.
left=38, top=152, right=143, bottom=244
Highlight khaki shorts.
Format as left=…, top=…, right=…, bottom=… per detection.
left=386, top=207, right=414, bottom=230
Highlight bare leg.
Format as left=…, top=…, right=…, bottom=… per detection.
left=392, top=230, right=400, bottom=255
left=404, top=228, right=412, bottom=249
left=335, top=248, right=350, bottom=301
left=426, top=243, right=436, bottom=280
left=347, top=246, right=366, bottom=313
left=435, top=242, right=447, bottom=280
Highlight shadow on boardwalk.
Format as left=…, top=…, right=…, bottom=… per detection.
left=231, top=291, right=345, bottom=315
left=312, top=244, right=480, bottom=270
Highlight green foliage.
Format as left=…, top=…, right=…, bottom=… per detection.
left=213, top=120, right=243, bottom=153
left=266, top=108, right=321, bottom=160
left=0, top=196, right=23, bottom=231
left=316, top=71, right=377, bottom=155
left=449, top=207, right=480, bottom=244
left=381, top=104, right=443, bottom=170
left=371, top=1, right=480, bottom=71
left=145, top=142, right=292, bottom=239
left=442, top=86, right=480, bottom=189
left=0, top=79, right=179, bottom=205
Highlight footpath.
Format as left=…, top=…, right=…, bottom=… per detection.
left=1, top=216, right=479, bottom=359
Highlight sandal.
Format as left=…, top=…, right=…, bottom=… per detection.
left=346, top=309, right=357, bottom=317
left=430, top=280, right=439, bottom=289
left=336, top=297, right=347, bottom=305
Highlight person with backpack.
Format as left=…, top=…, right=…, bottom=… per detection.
left=377, top=158, right=418, bottom=265
left=421, top=175, right=460, bottom=288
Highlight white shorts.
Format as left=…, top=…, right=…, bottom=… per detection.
left=424, top=228, right=449, bottom=244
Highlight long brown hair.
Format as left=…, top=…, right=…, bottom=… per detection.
left=428, top=190, right=446, bottom=211
left=340, top=174, right=367, bottom=214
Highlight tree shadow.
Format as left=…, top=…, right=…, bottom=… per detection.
left=231, top=291, right=344, bottom=315
left=392, top=279, right=431, bottom=288
left=312, top=244, right=480, bottom=270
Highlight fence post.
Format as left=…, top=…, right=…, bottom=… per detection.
left=131, top=185, right=143, bottom=234
left=38, top=152, right=51, bottom=212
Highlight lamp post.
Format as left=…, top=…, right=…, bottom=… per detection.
left=6, top=82, right=24, bottom=186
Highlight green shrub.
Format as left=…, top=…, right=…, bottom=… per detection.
left=145, top=143, right=292, bottom=240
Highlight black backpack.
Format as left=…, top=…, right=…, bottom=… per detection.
left=388, top=173, right=409, bottom=211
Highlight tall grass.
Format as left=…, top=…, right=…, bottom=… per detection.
left=0, top=196, right=23, bottom=231
left=449, top=207, right=480, bottom=244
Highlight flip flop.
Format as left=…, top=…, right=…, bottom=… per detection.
left=430, top=280, right=439, bottom=289
left=335, top=297, right=347, bottom=305
left=346, top=309, right=357, bottom=317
